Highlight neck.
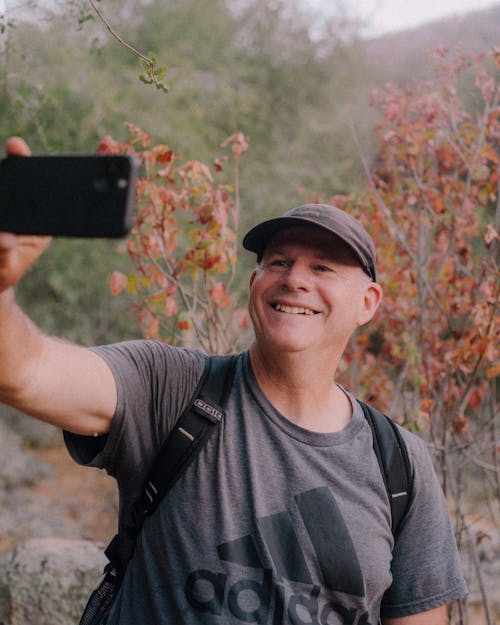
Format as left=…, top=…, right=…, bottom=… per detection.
left=248, top=342, right=352, bottom=433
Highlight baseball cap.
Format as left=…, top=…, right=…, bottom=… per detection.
left=242, top=203, right=377, bottom=281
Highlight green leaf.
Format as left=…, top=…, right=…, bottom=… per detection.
left=127, top=274, right=138, bottom=294
left=155, top=65, right=167, bottom=81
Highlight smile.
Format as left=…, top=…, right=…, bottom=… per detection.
left=271, top=303, right=318, bottom=316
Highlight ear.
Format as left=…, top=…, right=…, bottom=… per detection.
left=249, top=268, right=258, bottom=288
left=357, top=281, right=383, bottom=327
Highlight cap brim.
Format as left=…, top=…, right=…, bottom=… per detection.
left=243, top=215, right=373, bottom=277
left=242, top=216, right=316, bottom=255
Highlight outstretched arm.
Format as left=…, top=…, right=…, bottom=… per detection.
left=0, top=137, right=117, bottom=435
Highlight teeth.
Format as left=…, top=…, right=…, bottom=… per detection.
left=273, top=304, right=315, bottom=316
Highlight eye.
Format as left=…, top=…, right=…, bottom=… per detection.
left=313, top=264, right=334, bottom=273
left=265, top=258, right=289, bottom=269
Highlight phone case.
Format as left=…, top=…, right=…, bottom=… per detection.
left=0, top=154, right=139, bottom=238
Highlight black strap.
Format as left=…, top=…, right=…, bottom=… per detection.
left=106, top=354, right=239, bottom=572
left=359, top=400, right=412, bottom=536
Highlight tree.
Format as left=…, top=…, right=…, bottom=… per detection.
left=331, top=47, right=499, bottom=625
left=100, top=123, right=250, bottom=354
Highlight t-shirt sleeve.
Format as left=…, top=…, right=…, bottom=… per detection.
left=380, top=430, right=468, bottom=617
left=63, top=340, right=206, bottom=485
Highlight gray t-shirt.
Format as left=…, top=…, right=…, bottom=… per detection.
left=65, top=341, right=467, bottom=624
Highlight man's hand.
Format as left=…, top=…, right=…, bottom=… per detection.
left=0, top=137, right=52, bottom=293
left=0, top=136, right=116, bottom=435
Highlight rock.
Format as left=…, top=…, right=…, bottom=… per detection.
left=0, top=492, right=82, bottom=550
left=0, top=404, right=59, bottom=449
left=0, top=421, right=53, bottom=491
left=0, top=538, right=106, bottom=625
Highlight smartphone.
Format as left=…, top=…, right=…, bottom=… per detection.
left=0, top=153, right=139, bottom=238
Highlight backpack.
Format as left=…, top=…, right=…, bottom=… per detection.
left=79, top=354, right=412, bottom=625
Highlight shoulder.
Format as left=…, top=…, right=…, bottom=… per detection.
left=91, top=340, right=207, bottom=380
left=393, top=423, right=434, bottom=474
left=355, top=399, right=432, bottom=477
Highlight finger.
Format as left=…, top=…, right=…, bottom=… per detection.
left=0, top=232, right=18, bottom=250
left=5, top=136, right=31, bottom=156
left=0, top=234, right=52, bottom=256
left=19, top=235, right=53, bottom=258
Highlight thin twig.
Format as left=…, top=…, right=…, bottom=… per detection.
left=88, top=0, right=151, bottom=64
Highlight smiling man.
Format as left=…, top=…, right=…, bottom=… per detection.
left=0, top=139, right=466, bottom=625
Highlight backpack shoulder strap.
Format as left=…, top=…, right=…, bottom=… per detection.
left=140, top=353, right=238, bottom=516
left=358, top=400, right=413, bottom=536
left=107, top=353, right=239, bottom=569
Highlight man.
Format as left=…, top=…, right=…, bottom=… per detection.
left=0, top=137, right=466, bottom=624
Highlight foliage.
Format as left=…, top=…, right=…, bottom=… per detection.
left=15, top=238, right=139, bottom=345
left=338, top=48, right=499, bottom=420
left=98, top=124, right=250, bottom=353
left=330, top=48, right=499, bottom=624
left=87, top=0, right=169, bottom=93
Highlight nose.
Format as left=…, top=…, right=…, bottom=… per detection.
left=280, top=261, right=311, bottom=291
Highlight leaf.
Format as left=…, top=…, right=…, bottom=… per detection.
left=213, top=157, right=225, bottom=172
left=96, top=135, right=122, bottom=154
left=110, top=271, right=127, bottom=296
left=156, top=148, right=173, bottom=164
left=155, top=65, right=167, bottom=81
left=177, top=311, right=193, bottom=331
left=484, top=223, right=500, bottom=248
left=450, top=413, right=468, bottom=436
left=486, top=363, right=500, bottom=379
left=127, top=274, right=138, bottom=295
left=165, top=296, right=178, bottom=317
left=209, top=282, right=230, bottom=308
left=467, top=388, right=484, bottom=410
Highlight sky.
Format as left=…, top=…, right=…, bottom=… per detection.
left=305, top=0, right=500, bottom=35
left=1, top=0, right=499, bottom=35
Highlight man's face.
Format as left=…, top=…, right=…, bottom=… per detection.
left=248, top=225, right=381, bottom=358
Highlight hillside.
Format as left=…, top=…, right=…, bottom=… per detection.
left=363, top=3, right=500, bottom=83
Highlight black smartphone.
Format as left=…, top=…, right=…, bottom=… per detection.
left=0, top=153, right=139, bottom=238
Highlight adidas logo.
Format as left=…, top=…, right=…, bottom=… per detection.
left=184, top=487, right=373, bottom=624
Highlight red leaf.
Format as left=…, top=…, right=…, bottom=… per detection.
left=96, top=136, right=122, bottom=154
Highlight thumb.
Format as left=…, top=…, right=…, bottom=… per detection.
left=5, top=136, right=31, bottom=156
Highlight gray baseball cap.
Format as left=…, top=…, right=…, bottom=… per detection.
left=242, top=203, right=377, bottom=281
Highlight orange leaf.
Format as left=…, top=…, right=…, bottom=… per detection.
left=110, top=271, right=127, bottom=296
left=486, top=362, right=500, bottom=379
left=210, top=282, right=230, bottom=308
